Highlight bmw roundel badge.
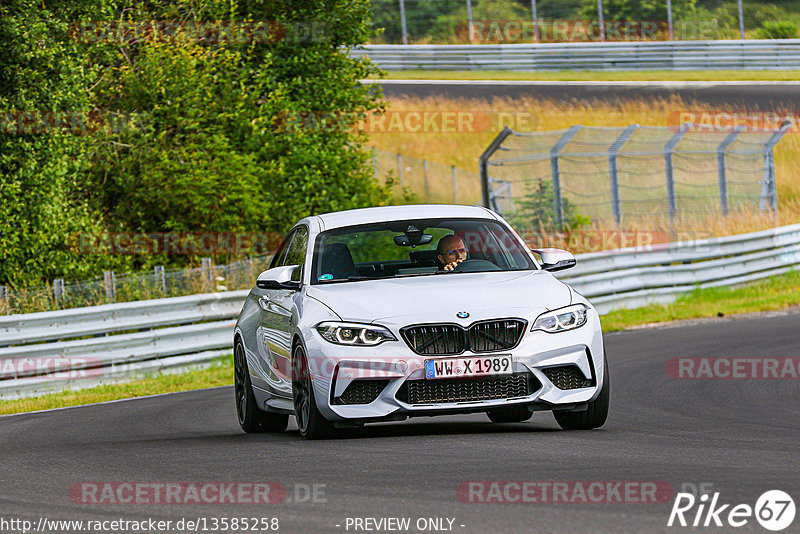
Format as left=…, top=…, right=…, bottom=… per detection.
left=456, top=311, right=470, bottom=319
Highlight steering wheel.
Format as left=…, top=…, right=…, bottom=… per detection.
left=453, top=259, right=501, bottom=273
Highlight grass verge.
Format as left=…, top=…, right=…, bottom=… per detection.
left=373, top=70, right=800, bottom=82
left=2, top=270, right=799, bottom=415
left=601, top=270, right=800, bottom=331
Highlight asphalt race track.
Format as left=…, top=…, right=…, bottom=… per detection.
left=372, top=80, right=800, bottom=111
left=2, top=310, right=799, bottom=534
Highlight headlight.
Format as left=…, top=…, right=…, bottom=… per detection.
left=316, top=322, right=396, bottom=346
left=531, top=304, right=588, bottom=333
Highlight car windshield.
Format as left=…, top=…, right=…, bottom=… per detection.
left=311, top=218, right=536, bottom=284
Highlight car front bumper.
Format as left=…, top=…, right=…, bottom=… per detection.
left=301, top=308, right=606, bottom=422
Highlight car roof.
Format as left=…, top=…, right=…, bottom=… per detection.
left=313, top=204, right=500, bottom=231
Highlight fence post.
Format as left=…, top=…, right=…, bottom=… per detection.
left=0, top=285, right=8, bottom=315
left=608, top=124, right=639, bottom=226
left=664, top=123, right=690, bottom=222
left=104, top=270, right=116, bottom=302
left=201, top=257, right=213, bottom=284
left=716, top=127, right=744, bottom=216
left=549, top=125, right=582, bottom=230
left=466, top=0, right=474, bottom=42
left=479, top=126, right=514, bottom=210
left=53, top=278, right=65, bottom=304
left=452, top=165, right=458, bottom=204
left=396, top=153, right=404, bottom=186
left=423, top=159, right=430, bottom=202
left=154, top=265, right=166, bottom=294
left=760, top=119, right=791, bottom=213
left=399, top=0, right=408, bottom=44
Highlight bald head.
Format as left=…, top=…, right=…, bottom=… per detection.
left=437, top=235, right=467, bottom=270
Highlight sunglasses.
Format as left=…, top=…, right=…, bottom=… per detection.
left=446, top=247, right=468, bottom=255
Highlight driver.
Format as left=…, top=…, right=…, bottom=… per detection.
left=436, top=235, right=468, bottom=271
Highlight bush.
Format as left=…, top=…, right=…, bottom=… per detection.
left=757, top=21, right=798, bottom=39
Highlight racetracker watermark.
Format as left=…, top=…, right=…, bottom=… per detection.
left=458, top=20, right=667, bottom=42
left=519, top=230, right=674, bottom=253
left=69, top=482, right=325, bottom=505
left=0, top=111, right=144, bottom=135
left=667, top=357, right=800, bottom=379
left=70, top=232, right=282, bottom=256
left=272, top=110, right=536, bottom=134
left=667, top=111, right=799, bottom=134
left=457, top=481, right=674, bottom=503
left=0, top=357, right=102, bottom=380
left=69, top=20, right=327, bottom=44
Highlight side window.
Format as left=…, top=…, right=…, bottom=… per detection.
left=284, top=226, right=308, bottom=282
left=269, top=230, right=295, bottom=269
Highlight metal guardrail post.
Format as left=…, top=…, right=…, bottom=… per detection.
left=396, top=153, right=403, bottom=186
left=53, top=279, right=65, bottom=304
left=479, top=126, right=514, bottom=210
left=664, top=123, right=690, bottom=222
left=466, top=0, right=474, bottom=43
left=154, top=265, right=166, bottom=293
left=423, top=159, right=430, bottom=202
left=608, top=125, right=639, bottom=225
left=760, top=119, right=792, bottom=213
left=0, top=285, right=8, bottom=315
left=104, top=271, right=116, bottom=302
left=398, top=0, right=408, bottom=45
left=201, top=257, right=213, bottom=283
left=452, top=165, right=458, bottom=204
left=716, top=127, right=744, bottom=216
left=550, top=125, right=582, bottom=230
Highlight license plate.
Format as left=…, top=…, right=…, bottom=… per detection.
left=425, top=355, right=513, bottom=380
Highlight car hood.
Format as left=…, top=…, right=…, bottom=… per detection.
left=305, top=270, right=571, bottom=324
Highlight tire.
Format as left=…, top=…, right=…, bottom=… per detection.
left=234, top=340, right=289, bottom=433
left=292, top=344, right=336, bottom=440
left=487, top=404, right=534, bottom=423
left=554, top=357, right=610, bottom=430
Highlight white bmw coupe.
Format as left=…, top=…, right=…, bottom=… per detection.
left=234, top=205, right=609, bottom=439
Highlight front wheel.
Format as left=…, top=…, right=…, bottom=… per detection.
left=234, top=340, right=289, bottom=433
left=292, top=344, right=336, bottom=440
left=554, top=358, right=610, bottom=430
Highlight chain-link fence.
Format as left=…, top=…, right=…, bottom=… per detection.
left=0, top=256, right=273, bottom=315
left=480, top=121, right=791, bottom=232
left=372, top=148, right=482, bottom=205
left=369, top=0, right=756, bottom=44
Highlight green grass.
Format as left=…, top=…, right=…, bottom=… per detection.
left=601, top=270, right=800, bottom=331
left=2, top=270, right=800, bottom=415
left=373, top=70, right=800, bottom=81
left=0, top=355, right=234, bottom=416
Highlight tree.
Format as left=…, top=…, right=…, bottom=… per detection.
left=580, top=0, right=697, bottom=22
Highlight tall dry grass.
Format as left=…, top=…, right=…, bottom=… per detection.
left=367, top=95, right=800, bottom=240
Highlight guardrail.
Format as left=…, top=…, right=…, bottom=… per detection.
left=556, top=223, right=800, bottom=313
left=353, top=40, right=800, bottom=70
left=2, top=223, right=799, bottom=399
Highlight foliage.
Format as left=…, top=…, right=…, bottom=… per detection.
left=579, top=0, right=697, bottom=22
left=0, top=0, right=389, bottom=285
left=0, top=0, right=130, bottom=285
left=509, top=178, right=591, bottom=234
left=756, top=21, right=798, bottom=39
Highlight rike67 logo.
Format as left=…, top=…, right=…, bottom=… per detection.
left=668, top=490, right=795, bottom=531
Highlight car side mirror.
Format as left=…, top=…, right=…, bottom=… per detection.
left=531, top=248, right=576, bottom=272
left=256, top=265, right=300, bottom=290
